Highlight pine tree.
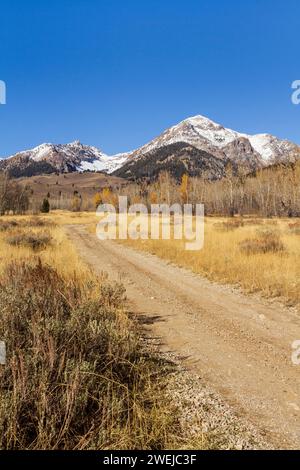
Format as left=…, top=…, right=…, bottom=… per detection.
left=41, top=198, right=50, bottom=213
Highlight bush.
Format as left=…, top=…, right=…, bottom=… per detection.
left=242, top=218, right=264, bottom=226
left=28, top=217, right=56, bottom=227
left=41, top=198, right=50, bottom=213
left=0, top=261, right=177, bottom=450
left=0, top=218, right=55, bottom=233
left=6, top=230, right=52, bottom=250
left=288, top=222, right=300, bottom=235
left=0, top=220, right=19, bottom=231
left=214, top=218, right=244, bottom=231
left=239, top=229, right=285, bottom=255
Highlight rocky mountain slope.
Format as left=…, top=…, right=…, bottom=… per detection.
left=126, top=115, right=298, bottom=164
left=114, top=115, right=299, bottom=179
left=0, top=141, right=127, bottom=177
left=1, top=115, right=298, bottom=179
left=113, top=142, right=226, bottom=180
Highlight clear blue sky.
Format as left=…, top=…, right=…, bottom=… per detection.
left=0, top=0, right=299, bottom=156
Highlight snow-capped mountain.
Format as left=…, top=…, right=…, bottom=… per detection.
left=0, top=115, right=298, bottom=179
left=124, top=115, right=299, bottom=165
left=114, top=115, right=299, bottom=179
left=0, top=141, right=125, bottom=177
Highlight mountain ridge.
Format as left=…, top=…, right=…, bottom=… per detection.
left=114, top=115, right=300, bottom=179
left=124, top=115, right=299, bottom=165
left=1, top=115, right=299, bottom=179
left=0, top=141, right=127, bottom=177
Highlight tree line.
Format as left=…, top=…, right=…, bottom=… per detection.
left=0, top=173, right=30, bottom=215
left=1, top=159, right=300, bottom=218
left=104, top=161, right=300, bottom=218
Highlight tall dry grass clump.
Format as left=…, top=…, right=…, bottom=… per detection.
left=0, top=217, right=56, bottom=231
left=6, top=230, right=52, bottom=251
left=239, top=229, right=285, bottom=255
left=288, top=222, right=300, bottom=235
left=0, top=241, right=178, bottom=449
left=213, top=218, right=244, bottom=231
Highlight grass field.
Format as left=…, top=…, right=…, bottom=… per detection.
left=108, top=215, right=300, bottom=309
left=2, top=210, right=299, bottom=449
left=0, top=215, right=90, bottom=278
left=0, top=214, right=182, bottom=450
left=39, top=210, right=300, bottom=307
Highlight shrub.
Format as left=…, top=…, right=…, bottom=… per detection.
left=28, top=217, right=56, bottom=228
left=242, top=218, right=264, bottom=226
left=0, top=218, right=55, bottom=233
left=6, top=230, right=52, bottom=250
left=214, top=218, right=244, bottom=231
left=0, top=261, right=177, bottom=450
left=288, top=222, right=300, bottom=235
left=239, top=229, right=285, bottom=255
left=0, top=220, right=19, bottom=231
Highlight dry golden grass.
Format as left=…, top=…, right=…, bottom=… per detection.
left=107, top=216, right=300, bottom=308
left=0, top=217, right=91, bottom=281
left=1, top=211, right=277, bottom=449
left=40, top=210, right=98, bottom=226
left=0, top=214, right=184, bottom=450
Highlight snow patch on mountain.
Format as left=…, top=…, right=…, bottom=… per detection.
left=3, top=141, right=127, bottom=174
left=127, top=114, right=298, bottom=166
left=185, top=115, right=238, bottom=147
left=1, top=114, right=298, bottom=179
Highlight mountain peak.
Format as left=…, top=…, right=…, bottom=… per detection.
left=184, top=114, right=223, bottom=127
left=1, top=114, right=299, bottom=179
left=0, top=141, right=124, bottom=177
left=115, top=114, right=300, bottom=179
left=68, top=140, right=82, bottom=147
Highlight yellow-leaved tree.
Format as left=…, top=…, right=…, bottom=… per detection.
left=180, top=174, right=189, bottom=204
left=94, top=192, right=102, bottom=208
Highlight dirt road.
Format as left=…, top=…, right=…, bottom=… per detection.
left=67, top=224, right=300, bottom=449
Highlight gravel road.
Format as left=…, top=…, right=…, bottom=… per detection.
left=67, top=224, right=300, bottom=449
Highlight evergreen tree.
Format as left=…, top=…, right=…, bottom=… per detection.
left=41, top=198, right=50, bottom=213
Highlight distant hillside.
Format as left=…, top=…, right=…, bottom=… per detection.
left=17, top=172, right=127, bottom=211
left=113, top=142, right=226, bottom=180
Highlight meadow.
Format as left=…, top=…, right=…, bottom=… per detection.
left=46, top=209, right=300, bottom=308
left=1, top=210, right=299, bottom=450
left=0, top=213, right=180, bottom=450
left=115, top=216, right=300, bottom=309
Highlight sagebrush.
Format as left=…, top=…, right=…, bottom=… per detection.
left=0, top=260, right=177, bottom=450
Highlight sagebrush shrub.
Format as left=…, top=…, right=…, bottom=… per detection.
left=6, top=231, right=52, bottom=250
left=214, top=218, right=244, bottom=231
left=239, top=229, right=285, bottom=255
left=288, top=222, right=300, bottom=235
left=0, top=261, right=176, bottom=449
